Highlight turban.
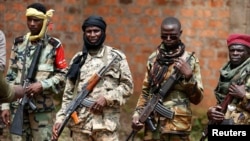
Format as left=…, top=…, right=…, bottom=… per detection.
left=227, top=33, right=250, bottom=48
left=26, top=8, right=54, bottom=41
left=82, top=15, right=106, bottom=32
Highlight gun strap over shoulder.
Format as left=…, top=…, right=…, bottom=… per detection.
left=72, top=46, right=109, bottom=97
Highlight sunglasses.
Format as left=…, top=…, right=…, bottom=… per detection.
left=161, top=34, right=179, bottom=40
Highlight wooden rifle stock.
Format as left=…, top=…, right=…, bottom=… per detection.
left=200, top=94, right=233, bottom=141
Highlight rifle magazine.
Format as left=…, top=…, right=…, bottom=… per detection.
left=155, top=102, right=174, bottom=119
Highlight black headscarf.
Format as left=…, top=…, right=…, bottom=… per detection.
left=66, top=15, right=107, bottom=83
left=82, top=15, right=107, bottom=50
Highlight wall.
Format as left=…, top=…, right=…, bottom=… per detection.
left=1, top=0, right=250, bottom=111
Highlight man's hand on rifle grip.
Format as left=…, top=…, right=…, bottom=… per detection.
left=52, top=122, right=61, bottom=141
left=132, top=116, right=144, bottom=131
left=90, top=96, right=107, bottom=114
left=25, top=82, right=43, bottom=97
left=1, top=109, right=10, bottom=126
left=207, top=105, right=224, bottom=123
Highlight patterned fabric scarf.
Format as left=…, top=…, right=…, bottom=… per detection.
left=149, top=41, right=185, bottom=93
left=215, top=58, right=250, bottom=104
left=26, top=8, right=54, bottom=41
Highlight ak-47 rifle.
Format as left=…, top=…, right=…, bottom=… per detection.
left=53, top=54, right=120, bottom=140
left=10, top=42, right=43, bottom=136
left=126, top=52, right=195, bottom=141
left=199, top=94, right=233, bottom=141
left=200, top=69, right=250, bottom=141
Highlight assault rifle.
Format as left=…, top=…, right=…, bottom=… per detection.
left=199, top=94, right=233, bottom=141
left=126, top=52, right=195, bottom=141
left=200, top=70, right=249, bottom=141
left=53, top=54, right=120, bottom=140
left=10, top=42, right=43, bottom=136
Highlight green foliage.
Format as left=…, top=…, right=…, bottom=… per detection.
left=190, top=113, right=208, bottom=141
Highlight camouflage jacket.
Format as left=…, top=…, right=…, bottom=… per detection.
left=133, top=45, right=204, bottom=133
left=55, top=45, right=134, bottom=133
left=215, top=58, right=250, bottom=124
left=1, top=34, right=67, bottom=112
left=0, top=30, right=6, bottom=71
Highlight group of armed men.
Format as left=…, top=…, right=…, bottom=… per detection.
left=0, top=2, right=249, bottom=141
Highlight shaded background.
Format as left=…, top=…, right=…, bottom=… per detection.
left=1, top=0, right=250, bottom=140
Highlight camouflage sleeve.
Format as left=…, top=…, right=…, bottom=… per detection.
left=55, top=78, right=74, bottom=123
left=0, top=71, right=14, bottom=103
left=102, top=55, right=134, bottom=106
left=236, top=70, right=250, bottom=112
left=0, top=31, right=13, bottom=103
left=40, top=44, right=67, bottom=94
left=1, top=44, right=18, bottom=110
left=240, top=74, right=250, bottom=103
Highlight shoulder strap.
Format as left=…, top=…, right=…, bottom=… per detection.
left=48, top=37, right=61, bottom=48
left=14, top=36, right=24, bottom=45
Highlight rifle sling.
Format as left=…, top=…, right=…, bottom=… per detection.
left=72, top=47, right=109, bottom=103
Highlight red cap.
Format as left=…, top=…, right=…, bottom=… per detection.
left=227, top=33, right=250, bottom=48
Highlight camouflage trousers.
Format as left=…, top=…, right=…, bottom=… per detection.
left=143, top=131, right=190, bottom=141
left=10, top=110, right=55, bottom=141
left=71, top=130, right=119, bottom=141
left=143, top=123, right=190, bottom=141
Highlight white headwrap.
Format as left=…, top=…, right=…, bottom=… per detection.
left=25, top=8, right=54, bottom=41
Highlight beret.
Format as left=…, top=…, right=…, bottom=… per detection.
left=227, top=33, right=250, bottom=48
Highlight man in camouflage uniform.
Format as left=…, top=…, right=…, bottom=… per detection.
left=1, top=3, right=67, bottom=141
left=0, top=30, right=25, bottom=103
left=52, top=15, right=134, bottom=141
left=131, top=17, right=204, bottom=141
left=207, top=34, right=250, bottom=125
left=0, top=30, right=27, bottom=140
